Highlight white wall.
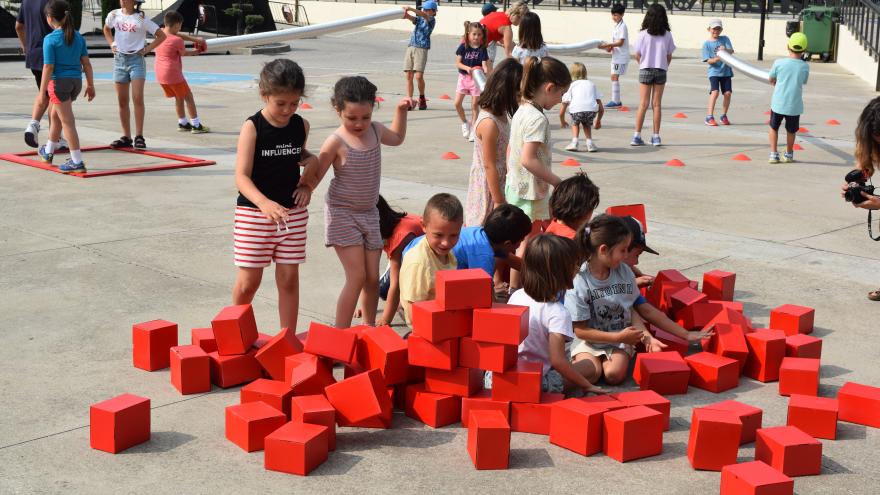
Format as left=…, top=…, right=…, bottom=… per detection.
left=299, top=1, right=792, bottom=56
left=836, top=24, right=879, bottom=90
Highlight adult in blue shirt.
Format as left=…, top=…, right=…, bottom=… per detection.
left=16, top=0, right=61, bottom=148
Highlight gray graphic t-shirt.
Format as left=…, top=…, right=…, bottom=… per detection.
left=564, top=262, right=640, bottom=353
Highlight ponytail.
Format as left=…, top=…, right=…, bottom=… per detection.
left=520, top=56, right=571, bottom=101
left=574, top=214, right=631, bottom=262
left=45, top=0, right=75, bottom=45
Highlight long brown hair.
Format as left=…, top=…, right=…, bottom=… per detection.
left=45, top=0, right=75, bottom=45
left=522, top=234, right=579, bottom=302
left=478, top=58, right=521, bottom=118
left=520, top=56, right=571, bottom=101
left=855, top=96, right=880, bottom=177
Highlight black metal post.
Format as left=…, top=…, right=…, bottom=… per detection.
left=758, top=0, right=768, bottom=61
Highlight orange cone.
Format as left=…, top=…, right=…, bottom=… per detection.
left=732, top=154, right=751, bottom=161
left=619, top=106, right=630, bottom=112
left=666, top=159, right=685, bottom=167
left=561, top=158, right=581, bottom=167
left=764, top=110, right=771, bottom=115
left=439, top=94, right=451, bottom=100
left=442, top=152, right=460, bottom=160
left=375, top=96, right=385, bottom=102
left=793, top=144, right=804, bottom=151
left=300, top=103, right=313, bottom=110
left=826, top=119, right=840, bottom=125
left=798, top=127, right=810, bottom=133
left=674, top=113, right=687, bottom=119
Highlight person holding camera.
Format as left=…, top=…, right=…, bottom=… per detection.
left=842, top=96, right=880, bottom=300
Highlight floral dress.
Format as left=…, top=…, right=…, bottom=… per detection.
left=465, top=110, right=509, bottom=227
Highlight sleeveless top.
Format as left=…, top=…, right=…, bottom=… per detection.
left=237, top=110, right=305, bottom=209
left=326, top=123, right=382, bottom=212
left=480, top=12, right=511, bottom=43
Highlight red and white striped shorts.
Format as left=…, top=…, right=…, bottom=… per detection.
left=233, top=206, right=308, bottom=268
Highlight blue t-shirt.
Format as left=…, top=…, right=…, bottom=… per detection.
left=768, top=57, right=810, bottom=116
left=16, top=0, right=53, bottom=70
left=701, top=36, right=734, bottom=78
left=43, top=29, right=88, bottom=80
left=455, top=44, right=488, bottom=75
left=408, top=16, right=436, bottom=49
left=403, top=226, right=497, bottom=276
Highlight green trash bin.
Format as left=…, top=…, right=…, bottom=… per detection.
left=801, top=6, right=839, bottom=61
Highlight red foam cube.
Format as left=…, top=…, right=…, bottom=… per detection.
left=687, top=408, right=742, bottom=471
left=634, top=351, right=691, bottom=395
left=358, top=325, right=408, bottom=385
left=686, top=351, right=740, bottom=393
left=458, top=336, right=517, bottom=373
left=703, top=400, right=763, bottom=444
left=208, top=349, right=262, bottom=388
left=704, top=307, right=754, bottom=334
left=611, top=390, right=671, bottom=431
left=132, top=319, right=178, bottom=371
left=461, top=391, right=510, bottom=428
left=669, top=286, right=709, bottom=315
left=254, top=332, right=273, bottom=349
left=509, top=392, right=565, bottom=435
left=241, top=378, right=294, bottom=418
left=90, top=394, right=150, bottom=454
left=170, top=345, right=211, bottom=395
left=405, top=383, right=462, bottom=428
left=324, top=369, right=393, bottom=428
left=744, top=330, right=787, bottom=382
left=424, top=366, right=484, bottom=397
left=605, top=203, right=647, bottom=231
left=467, top=409, right=510, bottom=469
left=838, top=381, right=880, bottom=428
left=211, top=305, right=258, bottom=355
left=702, top=323, right=749, bottom=371
left=702, top=270, right=736, bottom=301
left=787, top=394, right=838, bottom=440
left=264, top=421, right=329, bottom=476
left=677, top=301, right=724, bottom=330
left=603, top=405, right=664, bottom=462
left=650, top=326, right=689, bottom=357
left=471, top=303, right=528, bottom=346
left=755, top=426, right=822, bottom=477
left=303, top=322, right=357, bottom=364
left=407, top=334, right=458, bottom=370
left=411, top=301, right=472, bottom=343
left=778, top=357, right=820, bottom=396
left=770, top=304, right=815, bottom=336
left=549, top=398, right=605, bottom=455
left=285, top=353, right=336, bottom=396
left=720, top=461, right=794, bottom=495
left=578, top=395, right=627, bottom=411
left=290, top=394, right=336, bottom=450
left=191, top=327, right=217, bottom=353
left=225, top=401, right=286, bottom=452
left=784, top=334, right=822, bottom=359
left=436, top=268, right=493, bottom=311
left=254, top=327, right=303, bottom=380
left=490, top=360, right=542, bottom=403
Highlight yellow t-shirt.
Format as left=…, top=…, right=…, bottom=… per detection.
left=399, top=237, right=457, bottom=326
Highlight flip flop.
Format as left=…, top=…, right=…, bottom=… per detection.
left=868, top=290, right=880, bottom=301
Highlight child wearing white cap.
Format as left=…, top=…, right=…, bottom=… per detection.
left=701, top=18, right=734, bottom=126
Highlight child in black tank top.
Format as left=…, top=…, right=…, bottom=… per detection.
left=232, top=59, right=316, bottom=331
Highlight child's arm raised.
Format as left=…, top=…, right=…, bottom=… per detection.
left=476, top=118, right=506, bottom=209
left=521, top=142, right=561, bottom=186
left=235, top=121, right=288, bottom=223
left=379, top=99, right=411, bottom=146
left=549, top=333, right=604, bottom=394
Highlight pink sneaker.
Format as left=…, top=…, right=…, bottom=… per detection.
left=720, top=115, right=731, bottom=125
left=705, top=116, right=718, bottom=126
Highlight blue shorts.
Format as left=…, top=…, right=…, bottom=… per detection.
left=709, top=76, right=732, bottom=94
left=113, top=53, right=146, bottom=83
left=769, top=111, right=800, bottom=133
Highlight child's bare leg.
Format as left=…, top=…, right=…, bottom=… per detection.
left=651, top=84, right=666, bottom=134
left=415, top=71, right=425, bottom=96
left=48, top=106, right=64, bottom=143
left=184, top=91, right=198, bottom=119
left=571, top=353, right=603, bottom=384
left=634, top=83, right=651, bottom=133
left=334, top=245, right=367, bottom=328
left=769, top=126, right=779, bottom=153
left=583, top=122, right=593, bottom=140
left=786, top=130, right=796, bottom=154
left=707, top=89, right=719, bottom=116
left=722, top=91, right=731, bottom=115
left=54, top=100, right=80, bottom=150
left=571, top=122, right=581, bottom=139
left=115, top=82, right=132, bottom=137
left=602, top=349, right=631, bottom=385
left=275, top=264, right=300, bottom=329
left=357, top=249, right=382, bottom=326
left=454, top=93, right=467, bottom=123
left=131, top=78, right=146, bottom=136
left=174, top=95, right=186, bottom=120
left=405, top=71, right=414, bottom=100
left=470, top=95, right=479, bottom=129
left=233, top=267, right=264, bottom=304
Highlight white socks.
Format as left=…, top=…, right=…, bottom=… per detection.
left=70, top=149, right=83, bottom=163
left=178, top=117, right=188, bottom=125
left=190, top=117, right=201, bottom=127
left=46, top=140, right=58, bottom=153
left=612, top=81, right=621, bottom=102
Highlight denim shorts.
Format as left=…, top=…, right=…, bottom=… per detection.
left=113, top=52, right=146, bottom=83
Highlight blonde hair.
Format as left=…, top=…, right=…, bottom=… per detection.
left=569, top=62, right=587, bottom=80
left=506, top=1, right=529, bottom=19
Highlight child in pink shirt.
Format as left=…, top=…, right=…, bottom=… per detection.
left=154, top=10, right=209, bottom=133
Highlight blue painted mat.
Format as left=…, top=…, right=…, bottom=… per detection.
left=93, top=72, right=254, bottom=84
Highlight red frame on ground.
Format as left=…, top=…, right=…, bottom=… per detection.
left=0, top=146, right=215, bottom=178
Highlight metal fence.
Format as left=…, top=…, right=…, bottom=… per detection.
left=268, top=0, right=311, bottom=25
left=839, top=0, right=880, bottom=62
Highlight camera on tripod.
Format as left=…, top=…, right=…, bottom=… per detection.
left=843, top=169, right=875, bottom=204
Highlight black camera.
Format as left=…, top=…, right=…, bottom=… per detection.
left=844, top=169, right=875, bottom=204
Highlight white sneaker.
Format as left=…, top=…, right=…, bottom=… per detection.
left=587, top=142, right=598, bottom=152
left=461, top=123, right=470, bottom=138
left=468, top=130, right=475, bottom=142
left=24, top=121, right=40, bottom=148
left=565, top=138, right=579, bottom=151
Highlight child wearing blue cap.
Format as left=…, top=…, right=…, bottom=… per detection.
left=403, top=2, right=438, bottom=110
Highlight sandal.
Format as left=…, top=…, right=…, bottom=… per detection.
left=134, top=135, right=146, bottom=149
left=868, top=289, right=880, bottom=301
left=110, top=136, right=133, bottom=149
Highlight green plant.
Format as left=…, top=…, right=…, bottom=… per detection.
left=100, top=0, right=115, bottom=24
left=69, top=0, right=82, bottom=29
left=244, top=13, right=263, bottom=33
left=223, top=2, right=263, bottom=35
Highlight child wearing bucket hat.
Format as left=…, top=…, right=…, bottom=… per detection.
left=767, top=32, right=810, bottom=164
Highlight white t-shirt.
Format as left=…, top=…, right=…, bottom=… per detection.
left=612, top=20, right=630, bottom=64
left=106, top=9, right=159, bottom=54
left=509, top=289, right=574, bottom=374
left=562, top=80, right=603, bottom=113
left=512, top=44, right=549, bottom=65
